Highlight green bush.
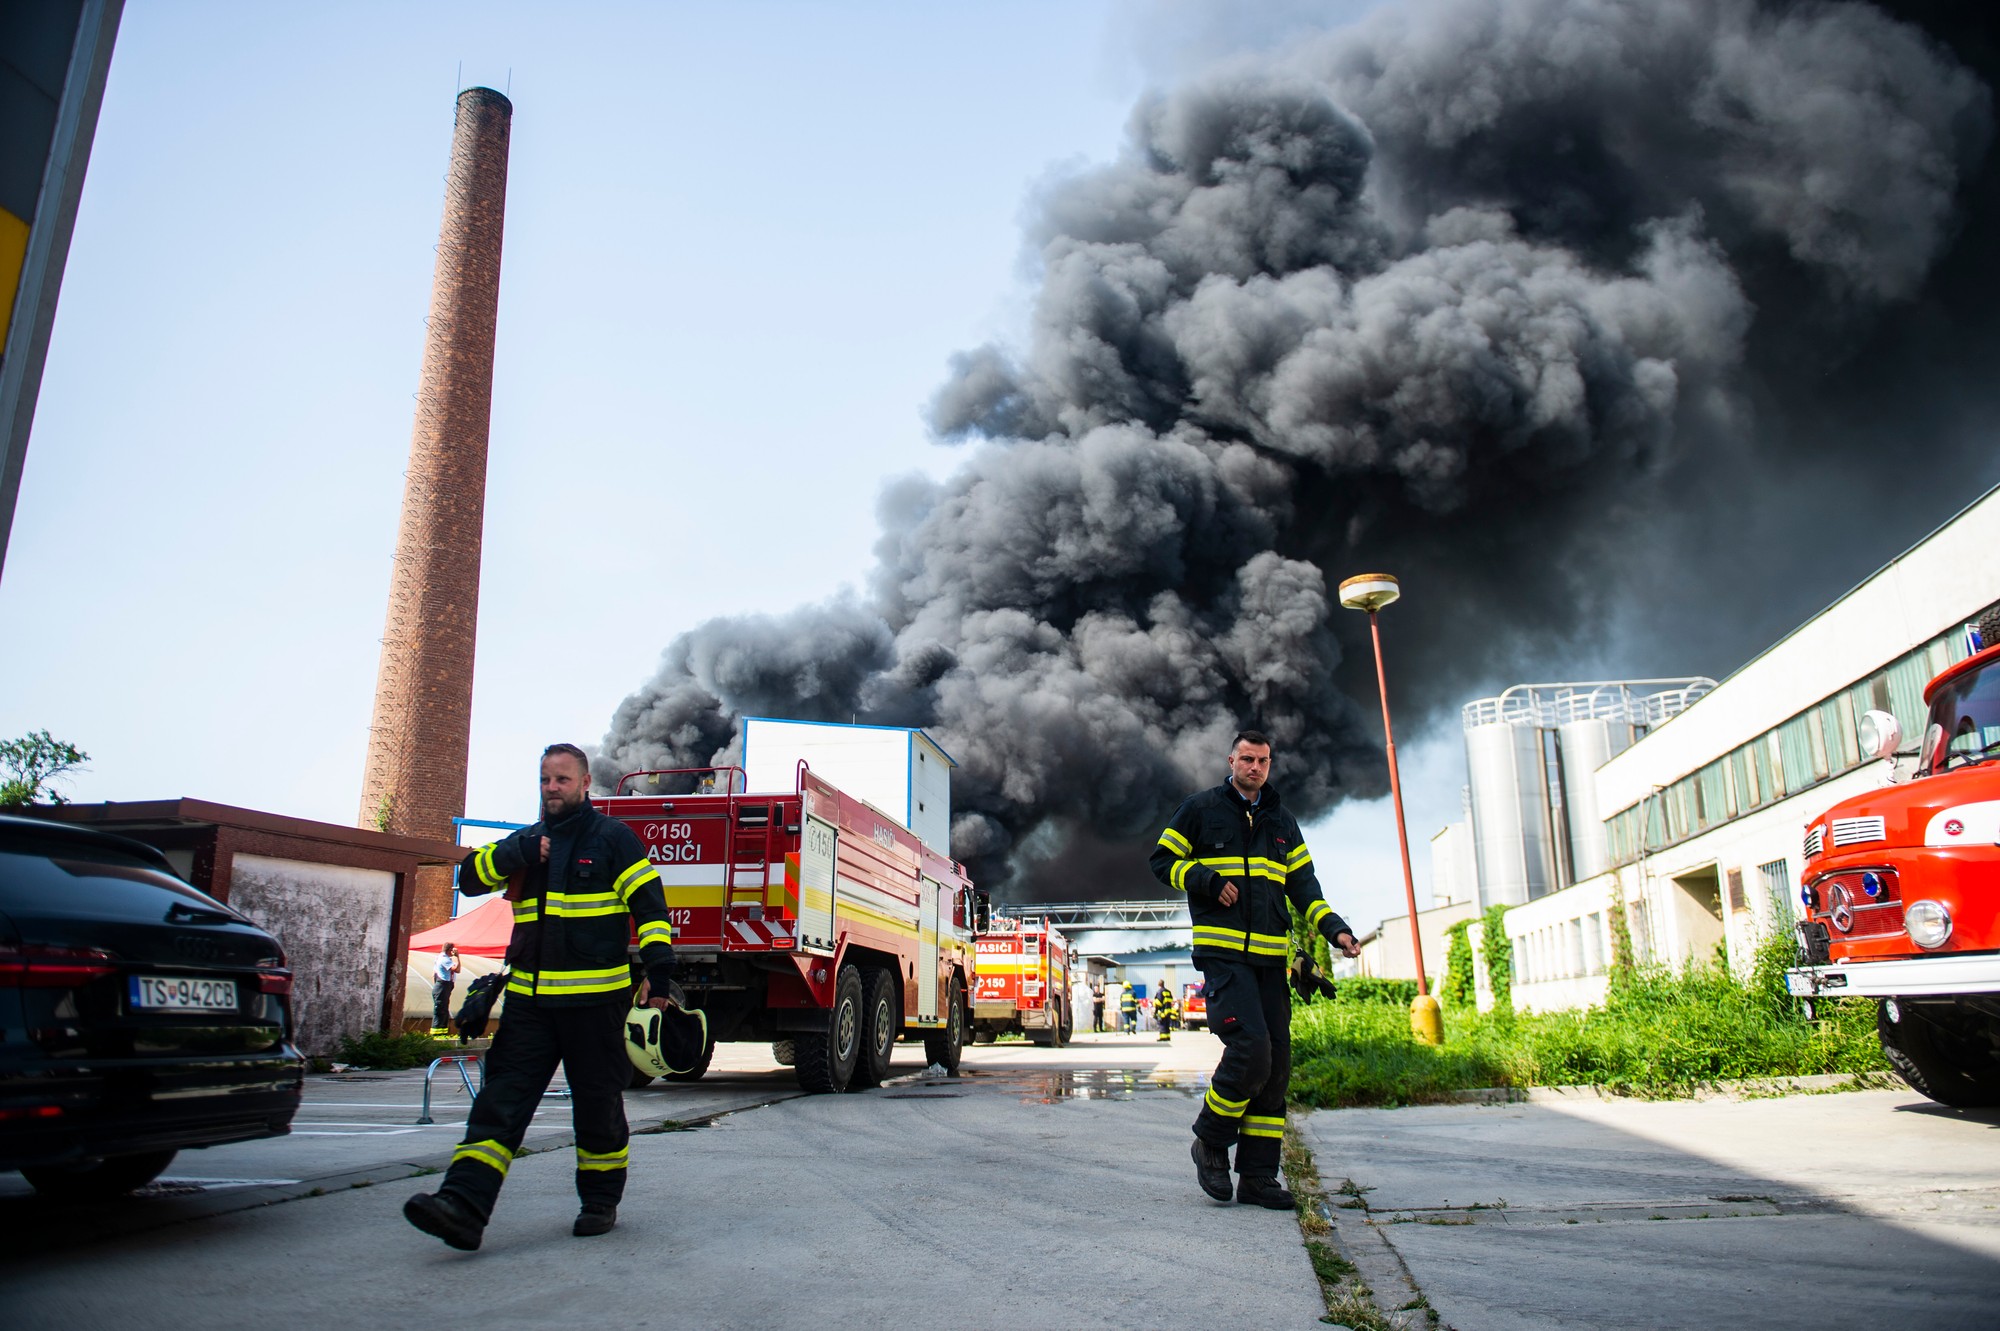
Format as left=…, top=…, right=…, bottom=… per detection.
left=1290, top=931, right=1885, bottom=1108
left=1331, top=976, right=1419, bottom=1007
left=336, top=1030, right=450, bottom=1070
left=1442, top=921, right=1476, bottom=1010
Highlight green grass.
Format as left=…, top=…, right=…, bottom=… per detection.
left=1290, top=934, right=1888, bottom=1108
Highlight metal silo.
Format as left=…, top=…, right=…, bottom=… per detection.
left=1556, top=715, right=1631, bottom=883
left=1464, top=718, right=1556, bottom=908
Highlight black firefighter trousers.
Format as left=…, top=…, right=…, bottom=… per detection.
left=1191, top=956, right=1290, bottom=1179
left=440, top=997, right=631, bottom=1221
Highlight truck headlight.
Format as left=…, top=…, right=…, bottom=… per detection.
left=1904, top=900, right=1952, bottom=949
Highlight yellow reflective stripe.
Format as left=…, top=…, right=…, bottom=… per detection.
left=1192, top=925, right=1247, bottom=948
left=1157, top=827, right=1191, bottom=855
left=506, top=970, right=536, bottom=996
left=576, top=1145, right=629, bottom=1172
left=1204, top=1086, right=1249, bottom=1117
left=1305, top=900, right=1332, bottom=928
left=453, top=1138, right=513, bottom=1175
left=636, top=919, right=673, bottom=946
left=1169, top=860, right=1192, bottom=892
left=512, top=900, right=539, bottom=923
left=1245, top=932, right=1289, bottom=957
left=473, top=843, right=505, bottom=888
left=1287, top=844, right=1312, bottom=870
left=1194, top=856, right=1240, bottom=870
left=546, top=889, right=624, bottom=918
left=613, top=859, right=660, bottom=902
left=535, top=965, right=633, bottom=995
left=1241, top=1115, right=1285, bottom=1139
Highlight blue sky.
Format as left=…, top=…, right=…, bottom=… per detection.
left=0, top=0, right=1452, bottom=937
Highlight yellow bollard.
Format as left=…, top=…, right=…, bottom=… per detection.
left=1410, top=994, right=1443, bottom=1046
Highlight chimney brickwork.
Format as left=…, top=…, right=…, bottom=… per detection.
left=360, top=87, right=513, bottom=931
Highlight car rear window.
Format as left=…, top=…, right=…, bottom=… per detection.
left=0, top=841, right=237, bottom=922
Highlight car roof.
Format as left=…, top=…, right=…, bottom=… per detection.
left=0, top=813, right=182, bottom=877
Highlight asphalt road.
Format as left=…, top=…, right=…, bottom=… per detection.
left=8, top=1032, right=1996, bottom=1330
left=0, top=1030, right=1330, bottom=1330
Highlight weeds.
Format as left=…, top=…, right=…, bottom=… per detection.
left=1282, top=1124, right=1401, bottom=1331
left=1291, top=932, right=1885, bottom=1108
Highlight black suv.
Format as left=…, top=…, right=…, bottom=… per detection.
left=0, top=815, right=304, bottom=1199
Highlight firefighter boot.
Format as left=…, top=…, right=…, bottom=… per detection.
left=1237, top=1174, right=1295, bottom=1210
left=404, top=1190, right=485, bottom=1251
left=573, top=1204, right=618, bottom=1237
left=1191, top=1137, right=1233, bottom=1202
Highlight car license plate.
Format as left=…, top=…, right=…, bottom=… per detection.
left=131, top=975, right=239, bottom=1012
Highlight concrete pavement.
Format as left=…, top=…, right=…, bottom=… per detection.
left=1300, top=1087, right=2000, bottom=1330
left=1, top=1030, right=1335, bottom=1330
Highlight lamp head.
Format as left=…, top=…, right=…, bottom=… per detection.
left=1339, top=573, right=1401, bottom=613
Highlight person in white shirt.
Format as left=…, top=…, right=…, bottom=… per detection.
left=431, top=942, right=462, bottom=1035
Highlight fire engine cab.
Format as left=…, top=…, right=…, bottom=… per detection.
left=1788, top=633, right=2000, bottom=1107
left=599, top=719, right=980, bottom=1094
left=972, top=915, right=1072, bottom=1046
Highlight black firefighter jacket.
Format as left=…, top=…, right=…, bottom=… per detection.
left=459, top=800, right=675, bottom=1006
left=1150, top=781, right=1353, bottom=967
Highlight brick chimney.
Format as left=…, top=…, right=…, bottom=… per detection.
left=360, top=87, right=512, bottom=931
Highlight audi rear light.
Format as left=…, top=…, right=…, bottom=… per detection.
left=0, top=943, right=119, bottom=987
left=0, top=1104, right=64, bottom=1121
left=255, top=963, right=293, bottom=995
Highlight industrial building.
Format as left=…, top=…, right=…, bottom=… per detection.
left=1419, top=484, right=2000, bottom=1013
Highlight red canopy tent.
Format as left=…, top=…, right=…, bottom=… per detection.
left=408, top=895, right=513, bottom=958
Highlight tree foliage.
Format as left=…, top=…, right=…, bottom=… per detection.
left=0, top=730, right=89, bottom=808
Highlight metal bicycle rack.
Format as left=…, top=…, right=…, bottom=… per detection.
left=417, top=1052, right=485, bottom=1125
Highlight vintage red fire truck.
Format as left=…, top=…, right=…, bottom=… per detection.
left=599, top=724, right=980, bottom=1095
left=1788, top=635, right=2000, bottom=1107
left=971, top=915, right=1072, bottom=1046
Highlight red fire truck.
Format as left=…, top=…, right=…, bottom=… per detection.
left=971, top=916, right=1072, bottom=1046
left=599, top=763, right=980, bottom=1094
left=1788, top=634, right=2000, bottom=1107
left=1181, top=982, right=1207, bottom=1031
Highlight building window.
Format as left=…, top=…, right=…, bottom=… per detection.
left=1726, top=867, right=1746, bottom=912
left=1887, top=652, right=1933, bottom=742
left=1820, top=695, right=1858, bottom=773
left=1758, top=859, right=1795, bottom=927
left=1777, top=715, right=1817, bottom=796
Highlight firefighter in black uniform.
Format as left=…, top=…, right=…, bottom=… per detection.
left=1150, top=729, right=1360, bottom=1209
left=1153, top=984, right=1177, bottom=1042
left=404, top=743, right=678, bottom=1250
left=1119, top=984, right=1138, bottom=1034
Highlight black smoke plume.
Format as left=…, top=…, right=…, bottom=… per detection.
left=603, top=0, right=1994, bottom=900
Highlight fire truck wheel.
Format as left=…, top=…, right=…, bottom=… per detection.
left=923, top=980, right=965, bottom=1072
left=1058, top=994, right=1074, bottom=1045
left=852, top=968, right=899, bottom=1089
left=772, top=1038, right=797, bottom=1067
left=972, top=1027, right=996, bottom=1044
left=793, top=964, right=864, bottom=1094
left=1878, top=1000, right=2000, bottom=1108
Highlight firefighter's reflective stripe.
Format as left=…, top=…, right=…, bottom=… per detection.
left=512, top=900, right=539, bottom=924
left=1287, top=844, right=1313, bottom=872
left=1169, top=859, right=1193, bottom=891
left=506, top=969, right=537, bottom=997
left=1241, top=1114, right=1285, bottom=1140
left=1185, top=853, right=1287, bottom=884
left=546, top=889, right=623, bottom=918
left=1192, top=924, right=1290, bottom=958
left=1304, top=899, right=1332, bottom=930
left=1204, top=1086, right=1250, bottom=1119
left=613, top=858, right=660, bottom=903
left=453, top=1138, right=513, bottom=1176
left=533, top=964, right=633, bottom=997
left=1193, top=925, right=1247, bottom=950
left=472, top=843, right=506, bottom=889
left=1245, top=931, right=1288, bottom=959
left=576, top=1145, right=628, bottom=1172
left=636, top=918, right=673, bottom=949
left=1157, top=827, right=1192, bottom=856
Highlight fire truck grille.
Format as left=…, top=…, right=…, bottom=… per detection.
left=1831, top=817, right=1888, bottom=847
left=1804, top=826, right=1825, bottom=860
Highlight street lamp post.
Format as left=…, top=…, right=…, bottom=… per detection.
left=1338, top=573, right=1443, bottom=1046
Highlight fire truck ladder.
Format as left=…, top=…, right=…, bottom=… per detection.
left=994, top=900, right=1192, bottom=931
left=726, top=798, right=775, bottom=915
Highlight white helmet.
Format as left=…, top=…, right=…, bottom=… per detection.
left=624, top=995, right=709, bottom=1077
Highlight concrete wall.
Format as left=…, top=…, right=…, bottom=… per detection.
left=1355, top=899, right=1478, bottom=983
left=228, top=853, right=397, bottom=1057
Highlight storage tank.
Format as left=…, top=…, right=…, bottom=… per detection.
left=1556, top=716, right=1631, bottom=883
left=1464, top=720, right=1556, bottom=907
